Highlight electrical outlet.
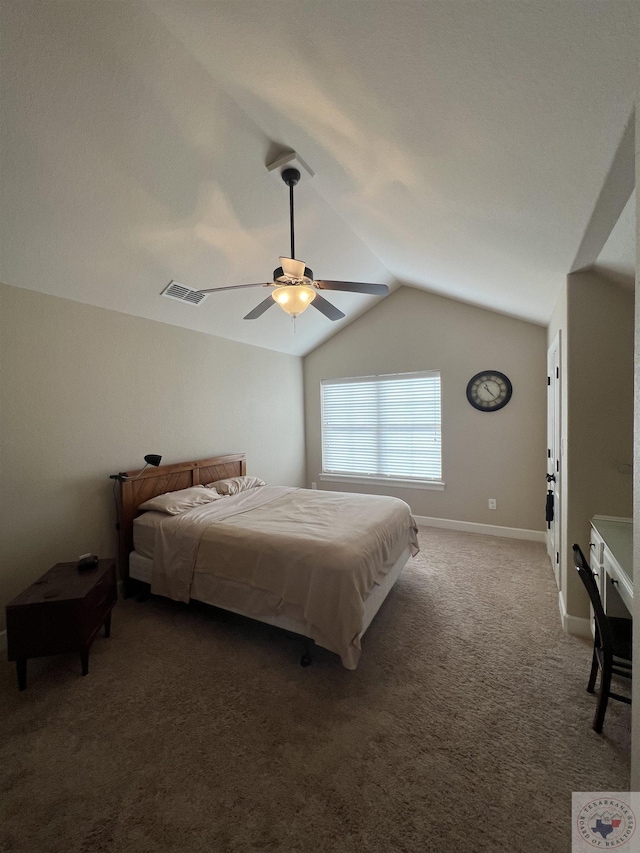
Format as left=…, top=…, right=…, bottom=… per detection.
left=311, top=482, right=317, bottom=490
left=488, top=499, right=497, bottom=510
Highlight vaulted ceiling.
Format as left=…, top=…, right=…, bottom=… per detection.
left=1, top=1, right=637, bottom=356
left=595, top=191, right=636, bottom=289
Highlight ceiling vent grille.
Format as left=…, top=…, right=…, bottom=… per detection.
left=161, top=281, right=208, bottom=306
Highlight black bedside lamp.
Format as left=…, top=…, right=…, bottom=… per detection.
left=109, top=454, right=162, bottom=482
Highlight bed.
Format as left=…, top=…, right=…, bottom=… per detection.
left=117, top=454, right=419, bottom=669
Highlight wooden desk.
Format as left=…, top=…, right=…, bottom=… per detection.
left=6, top=559, right=117, bottom=690
left=590, top=516, right=633, bottom=615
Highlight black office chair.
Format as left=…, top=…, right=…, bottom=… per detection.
left=572, top=544, right=632, bottom=733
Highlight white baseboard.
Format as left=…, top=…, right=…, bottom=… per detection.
left=558, top=592, right=592, bottom=638
left=414, top=515, right=546, bottom=543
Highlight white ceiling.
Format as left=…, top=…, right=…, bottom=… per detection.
left=1, top=1, right=637, bottom=356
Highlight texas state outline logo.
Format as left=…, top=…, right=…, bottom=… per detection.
left=573, top=793, right=637, bottom=850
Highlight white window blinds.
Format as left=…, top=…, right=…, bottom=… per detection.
left=321, top=371, right=442, bottom=481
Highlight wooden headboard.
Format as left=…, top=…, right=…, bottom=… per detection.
left=116, top=453, right=246, bottom=578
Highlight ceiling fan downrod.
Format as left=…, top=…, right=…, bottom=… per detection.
left=281, top=167, right=301, bottom=263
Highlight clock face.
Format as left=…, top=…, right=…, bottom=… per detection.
left=466, top=371, right=512, bottom=412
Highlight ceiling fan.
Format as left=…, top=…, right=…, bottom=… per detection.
left=196, top=167, right=389, bottom=321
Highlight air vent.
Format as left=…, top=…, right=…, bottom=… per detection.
left=161, top=281, right=208, bottom=306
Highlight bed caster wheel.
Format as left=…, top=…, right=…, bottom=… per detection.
left=300, top=653, right=312, bottom=667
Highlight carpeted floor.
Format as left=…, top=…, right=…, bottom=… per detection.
left=0, top=529, right=631, bottom=852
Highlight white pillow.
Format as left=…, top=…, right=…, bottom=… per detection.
left=207, top=476, right=266, bottom=496
left=138, top=486, right=223, bottom=515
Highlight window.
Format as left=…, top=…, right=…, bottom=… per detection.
left=321, top=371, right=442, bottom=485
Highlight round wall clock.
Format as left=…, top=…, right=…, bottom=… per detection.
left=466, top=371, right=512, bottom=412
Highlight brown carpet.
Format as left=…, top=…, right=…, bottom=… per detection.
left=0, top=529, right=631, bottom=853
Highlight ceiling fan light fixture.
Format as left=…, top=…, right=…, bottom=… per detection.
left=272, top=285, right=316, bottom=317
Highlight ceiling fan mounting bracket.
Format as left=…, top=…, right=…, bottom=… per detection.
left=266, top=150, right=314, bottom=185
left=281, top=168, right=300, bottom=187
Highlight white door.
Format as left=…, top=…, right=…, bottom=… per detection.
left=547, top=333, right=561, bottom=589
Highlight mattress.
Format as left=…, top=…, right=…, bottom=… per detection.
left=133, top=510, right=165, bottom=560
left=129, top=547, right=410, bottom=641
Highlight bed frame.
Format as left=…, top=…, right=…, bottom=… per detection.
left=116, top=453, right=246, bottom=580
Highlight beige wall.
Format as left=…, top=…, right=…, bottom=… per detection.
left=304, top=286, right=547, bottom=531
left=0, top=283, right=305, bottom=629
left=549, top=272, right=634, bottom=625
left=566, top=271, right=634, bottom=620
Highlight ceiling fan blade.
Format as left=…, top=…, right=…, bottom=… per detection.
left=197, top=283, right=271, bottom=294
left=311, top=292, right=345, bottom=321
left=244, top=295, right=275, bottom=320
left=315, top=280, right=389, bottom=295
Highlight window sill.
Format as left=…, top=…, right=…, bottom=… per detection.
left=319, top=474, right=445, bottom=491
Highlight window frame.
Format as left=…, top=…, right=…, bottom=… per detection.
left=319, top=370, right=444, bottom=489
